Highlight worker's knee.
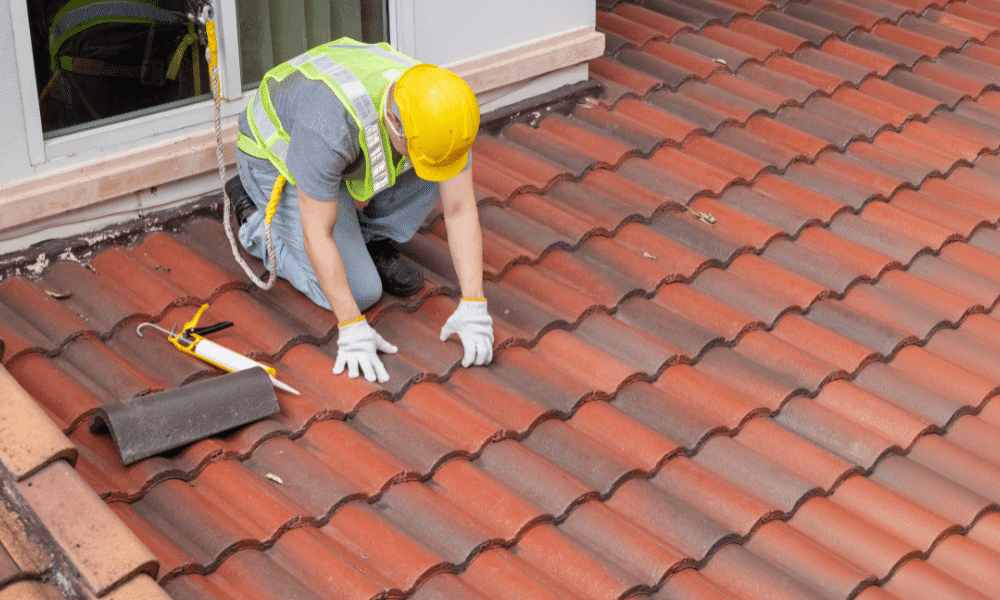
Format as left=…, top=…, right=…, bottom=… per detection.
left=352, top=269, right=383, bottom=312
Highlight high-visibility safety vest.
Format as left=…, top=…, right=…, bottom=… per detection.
left=238, top=38, right=419, bottom=202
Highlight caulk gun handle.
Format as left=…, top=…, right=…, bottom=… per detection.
left=186, top=321, right=234, bottom=337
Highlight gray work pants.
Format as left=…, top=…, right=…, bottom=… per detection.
left=236, top=153, right=439, bottom=311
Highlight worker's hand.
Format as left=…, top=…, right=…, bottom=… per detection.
left=333, top=318, right=397, bottom=383
left=440, top=299, right=494, bottom=367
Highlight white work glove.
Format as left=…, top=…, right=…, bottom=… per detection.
left=440, top=299, right=494, bottom=367
left=333, top=317, right=397, bottom=382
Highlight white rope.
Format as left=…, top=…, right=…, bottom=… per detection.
left=207, top=19, right=277, bottom=290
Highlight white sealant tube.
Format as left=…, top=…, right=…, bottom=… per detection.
left=194, top=339, right=301, bottom=395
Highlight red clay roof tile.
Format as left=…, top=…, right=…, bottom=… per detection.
left=9, top=2, right=1000, bottom=598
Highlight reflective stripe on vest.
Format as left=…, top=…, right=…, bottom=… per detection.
left=246, top=42, right=417, bottom=197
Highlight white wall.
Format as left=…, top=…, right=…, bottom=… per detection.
left=402, top=0, right=595, bottom=66
left=0, top=0, right=36, bottom=187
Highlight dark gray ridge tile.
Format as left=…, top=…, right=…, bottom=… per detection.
left=613, top=381, right=721, bottom=449
left=754, top=10, right=837, bottom=47
left=711, top=126, right=803, bottom=169
left=671, top=32, right=755, bottom=69
left=837, top=0, right=910, bottom=20
left=885, top=70, right=969, bottom=106
left=783, top=162, right=879, bottom=211
left=737, top=62, right=822, bottom=104
left=897, top=13, right=972, bottom=50
left=677, top=80, right=770, bottom=123
left=647, top=89, right=732, bottom=131
left=641, top=0, right=720, bottom=29
left=614, top=158, right=714, bottom=205
left=614, top=297, right=723, bottom=360
left=694, top=435, right=820, bottom=513
left=782, top=2, right=861, bottom=37
left=908, top=255, right=1000, bottom=309
left=870, top=455, right=996, bottom=527
left=574, top=313, right=679, bottom=375
left=374, top=483, right=491, bottom=566
left=793, top=47, right=875, bottom=86
left=828, top=213, right=927, bottom=265
left=647, top=210, right=747, bottom=264
left=803, top=96, right=891, bottom=139
left=774, top=106, right=865, bottom=148
left=939, top=53, right=1000, bottom=93
left=350, top=400, right=459, bottom=475
left=774, top=397, right=896, bottom=469
left=762, top=239, right=864, bottom=295
left=522, top=419, right=637, bottom=495
left=475, top=439, right=594, bottom=516
left=717, top=187, right=815, bottom=235
left=616, top=48, right=699, bottom=89
left=605, top=478, right=734, bottom=561
left=689, top=268, right=797, bottom=325
left=806, top=297, right=913, bottom=358
left=846, top=30, right=926, bottom=67
left=695, top=346, right=804, bottom=410
left=853, top=363, right=967, bottom=428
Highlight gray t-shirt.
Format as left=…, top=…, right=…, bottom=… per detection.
left=239, top=71, right=365, bottom=202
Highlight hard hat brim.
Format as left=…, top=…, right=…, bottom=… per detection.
left=410, top=150, right=470, bottom=182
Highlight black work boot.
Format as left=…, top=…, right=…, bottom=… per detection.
left=366, top=238, right=425, bottom=297
left=225, top=175, right=256, bottom=225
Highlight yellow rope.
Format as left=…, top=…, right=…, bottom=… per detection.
left=266, top=175, right=285, bottom=224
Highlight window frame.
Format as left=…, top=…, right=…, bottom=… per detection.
left=12, top=0, right=393, bottom=167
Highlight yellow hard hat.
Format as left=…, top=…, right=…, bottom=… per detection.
left=394, top=64, right=479, bottom=182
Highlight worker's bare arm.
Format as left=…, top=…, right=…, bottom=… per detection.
left=297, top=188, right=363, bottom=323
left=438, top=166, right=485, bottom=299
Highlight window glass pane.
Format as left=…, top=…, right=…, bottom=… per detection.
left=235, top=0, right=387, bottom=88
left=28, top=0, right=212, bottom=136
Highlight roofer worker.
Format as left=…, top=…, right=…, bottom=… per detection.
left=232, top=38, right=493, bottom=383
